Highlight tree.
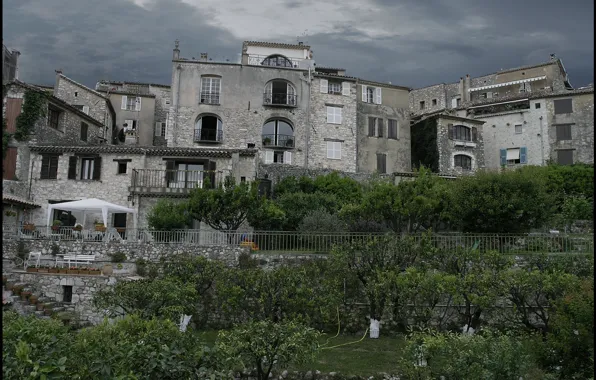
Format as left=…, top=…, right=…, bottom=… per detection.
left=147, top=198, right=191, bottom=231
left=216, top=320, right=321, bottom=380
left=273, top=191, right=340, bottom=231
left=448, top=169, right=554, bottom=233
left=188, top=175, right=266, bottom=232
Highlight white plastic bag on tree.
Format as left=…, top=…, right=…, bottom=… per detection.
left=179, top=314, right=192, bottom=332
left=369, top=318, right=380, bottom=339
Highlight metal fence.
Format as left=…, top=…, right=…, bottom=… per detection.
left=2, top=225, right=593, bottom=254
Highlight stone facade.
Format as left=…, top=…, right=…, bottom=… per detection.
left=2, top=44, right=19, bottom=84
left=309, top=75, right=358, bottom=172
left=435, top=115, right=485, bottom=175
left=357, top=82, right=411, bottom=173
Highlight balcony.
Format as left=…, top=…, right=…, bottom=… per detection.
left=130, top=169, right=223, bottom=195
left=262, top=134, right=294, bottom=148
left=247, top=54, right=312, bottom=70
left=194, top=128, right=223, bottom=143
left=263, top=93, right=297, bottom=107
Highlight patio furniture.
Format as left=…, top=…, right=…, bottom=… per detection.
left=56, top=254, right=96, bottom=268
left=24, top=252, right=42, bottom=270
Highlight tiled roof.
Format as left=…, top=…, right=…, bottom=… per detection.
left=28, top=145, right=258, bottom=157
left=58, top=74, right=109, bottom=100
left=97, top=80, right=170, bottom=89
left=2, top=194, right=41, bottom=208
left=97, top=89, right=156, bottom=98
left=243, top=41, right=311, bottom=50
left=532, top=87, right=594, bottom=99
left=313, top=72, right=410, bottom=90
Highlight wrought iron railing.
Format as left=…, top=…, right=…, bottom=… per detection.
left=199, top=92, right=220, bottom=105
left=262, top=134, right=294, bottom=148
left=3, top=226, right=594, bottom=255
left=247, top=55, right=311, bottom=69
left=131, top=169, right=223, bottom=190
left=194, top=128, right=223, bottom=143
left=263, top=93, right=297, bottom=107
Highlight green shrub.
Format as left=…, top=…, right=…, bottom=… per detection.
left=109, top=251, right=127, bottom=263
left=135, top=258, right=147, bottom=276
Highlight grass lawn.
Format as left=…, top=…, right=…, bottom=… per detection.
left=196, top=330, right=405, bottom=376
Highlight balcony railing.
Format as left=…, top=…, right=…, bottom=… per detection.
left=130, top=169, right=224, bottom=194
left=199, top=92, right=220, bottom=105
left=247, top=54, right=312, bottom=70
left=194, top=128, right=223, bottom=143
left=262, top=134, right=294, bottom=148
left=263, top=93, right=297, bottom=107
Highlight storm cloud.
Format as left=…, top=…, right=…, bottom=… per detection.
left=3, top=0, right=593, bottom=89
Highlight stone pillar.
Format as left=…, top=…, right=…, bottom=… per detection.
left=464, top=74, right=471, bottom=102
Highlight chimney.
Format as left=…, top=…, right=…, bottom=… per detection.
left=173, top=39, right=180, bottom=60
left=458, top=77, right=465, bottom=100
left=464, top=74, right=471, bottom=102
left=54, top=69, right=63, bottom=96
left=298, top=41, right=303, bottom=46
left=550, top=53, right=557, bottom=61
left=200, top=52, right=208, bottom=61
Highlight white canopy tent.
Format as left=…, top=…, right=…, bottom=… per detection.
left=46, top=198, right=137, bottom=230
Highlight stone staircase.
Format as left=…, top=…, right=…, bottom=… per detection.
left=3, top=272, right=74, bottom=324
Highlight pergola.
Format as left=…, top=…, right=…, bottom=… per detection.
left=45, top=198, right=137, bottom=229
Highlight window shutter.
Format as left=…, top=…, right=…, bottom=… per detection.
left=337, top=108, right=342, bottom=124
left=80, top=123, right=88, bottom=141
left=472, top=127, right=478, bottom=142
left=40, top=156, right=50, bottom=179
left=320, top=79, right=328, bottom=93
left=342, top=82, right=351, bottom=96
left=448, top=124, right=454, bottom=139
left=361, top=85, right=367, bottom=102
left=121, top=96, right=127, bottom=110
left=49, top=156, right=59, bottom=179
left=68, top=156, right=77, bottom=180
left=207, top=161, right=217, bottom=188
left=283, top=151, right=292, bottom=165
left=500, top=149, right=507, bottom=166
left=396, top=120, right=400, bottom=139
left=135, top=97, right=141, bottom=111
left=264, top=150, right=274, bottom=164
left=451, top=98, right=458, bottom=108
left=165, top=117, right=169, bottom=137
left=520, top=147, right=527, bottom=164
left=124, top=119, right=132, bottom=130
left=155, top=122, right=161, bottom=136
left=375, top=87, right=382, bottom=104
left=377, top=119, right=384, bottom=137
left=326, top=107, right=333, bottom=123
left=82, top=106, right=89, bottom=115
left=368, top=117, right=376, bottom=136
left=92, top=157, right=102, bottom=180
left=165, top=161, right=175, bottom=181
left=486, top=92, right=493, bottom=99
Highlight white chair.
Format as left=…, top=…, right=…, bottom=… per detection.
left=24, top=251, right=42, bottom=270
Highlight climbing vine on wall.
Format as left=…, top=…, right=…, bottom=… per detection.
left=2, top=118, right=10, bottom=159
left=13, top=89, right=48, bottom=141
left=411, top=117, right=439, bottom=172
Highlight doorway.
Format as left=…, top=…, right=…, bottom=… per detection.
left=113, top=213, right=127, bottom=239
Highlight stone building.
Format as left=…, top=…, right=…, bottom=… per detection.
left=2, top=43, right=20, bottom=84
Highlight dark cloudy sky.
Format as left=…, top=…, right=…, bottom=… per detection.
left=3, top=0, right=594, bottom=90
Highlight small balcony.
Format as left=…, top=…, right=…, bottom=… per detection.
left=130, top=169, right=223, bottom=195
left=262, top=134, right=294, bottom=148
left=263, top=93, right=297, bottom=107
left=194, top=128, right=223, bottom=143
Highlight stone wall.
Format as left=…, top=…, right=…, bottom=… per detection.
left=149, top=85, right=171, bottom=146
left=54, top=74, right=109, bottom=127
left=436, top=116, right=485, bottom=175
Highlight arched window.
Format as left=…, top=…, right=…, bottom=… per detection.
left=262, top=119, right=294, bottom=148
left=452, top=125, right=471, bottom=141
left=261, top=55, right=293, bottom=68
left=264, top=80, right=297, bottom=106
left=454, top=154, right=472, bottom=170
left=194, top=115, right=223, bottom=143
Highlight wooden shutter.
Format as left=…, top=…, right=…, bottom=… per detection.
left=283, top=151, right=292, bottom=165
left=155, top=122, right=161, bottom=136
left=337, top=108, right=342, bottom=124
left=207, top=161, right=216, bottom=188
left=375, top=87, right=382, bottom=104
left=40, top=155, right=50, bottom=179
left=451, top=98, right=458, bottom=108
left=135, top=97, right=141, bottom=111
left=3, top=147, right=17, bottom=180
left=165, top=161, right=175, bottom=182
left=361, top=85, right=367, bottom=102
left=520, top=147, right=527, bottom=164
left=377, top=119, right=384, bottom=137
left=264, top=151, right=274, bottom=164
left=447, top=124, right=454, bottom=139
left=499, top=149, right=507, bottom=166
left=121, top=96, right=127, bottom=110
left=320, top=79, right=328, bottom=93
left=49, top=156, right=59, bottom=179
left=472, top=127, right=478, bottom=142
left=67, top=156, right=78, bottom=180
left=5, top=98, right=23, bottom=133
left=377, top=153, right=386, bottom=174
left=80, top=122, right=88, bottom=141
left=92, top=157, right=102, bottom=180
left=368, top=117, right=376, bottom=136
left=342, top=82, right=350, bottom=96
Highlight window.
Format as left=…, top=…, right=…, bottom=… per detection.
left=80, top=122, right=88, bottom=141
left=535, top=102, right=541, bottom=109
left=556, top=124, right=572, bottom=141
left=240, top=176, right=246, bottom=183
left=377, top=118, right=384, bottom=137
left=154, top=122, right=167, bottom=137
left=40, top=155, right=59, bottom=179
left=166, top=161, right=211, bottom=189
left=419, top=101, right=425, bottom=110
left=262, top=119, right=294, bottom=147
left=62, top=286, right=72, bottom=303
left=124, top=119, right=137, bottom=131
left=195, top=115, right=223, bottom=142
left=125, top=96, right=139, bottom=111
left=261, top=55, right=293, bottom=68
left=554, top=99, right=573, bottom=114
left=326, top=106, right=342, bottom=124
left=367, top=87, right=375, bottom=103
left=500, top=147, right=527, bottom=165
left=519, top=82, right=532, bottom=93
left=557, top=150, right=574, bottom=165
left=200, top=77, right=221, bottom=105
left=451, top=97, right=461, bottom=108
left=376, top=153, right=387, bottom=174
left=452, top=125, right=471, bottom=141
left=388, top=119, right=398, bottom=139
left=362, top=85, right=381, bottom=104
left=74, top=92, right=78, bottom=97
left=117, top=162, right=127, bottom=174
left=454, top=155, right=472, bottom=170
left=263, top=150, right=292, bottom=164
left=264, top=80, right=296, bottom=106
left=326, top=141, right=341, bottom=159
left=368, top=117, right=376, bottom=137
left=514, top=124, right=522, bottom=134
left=328, top=82, right=342, bottom=95
left=432, top=99, right=437, bottom=106
left=48, top=107, right=61, bottom=130
left=81, top=158, right=95, bottom=180
left=456, top=98, right=461, bottom=107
